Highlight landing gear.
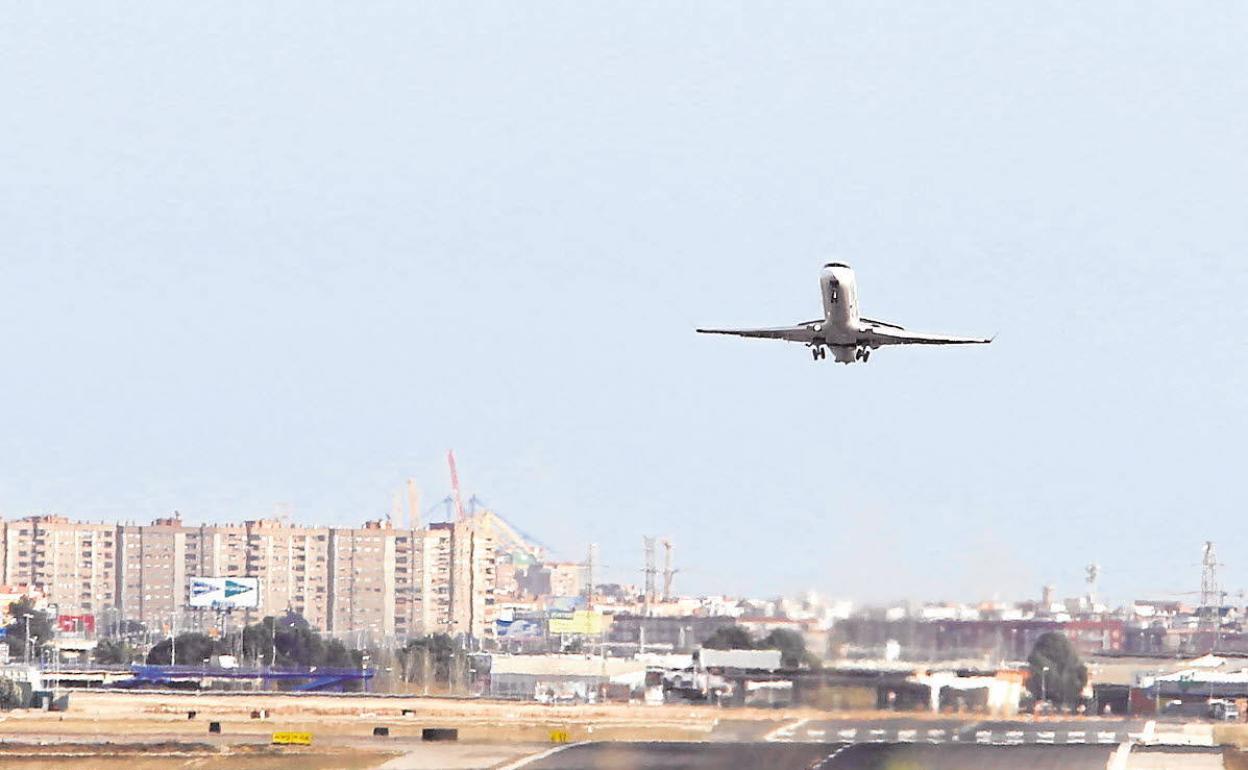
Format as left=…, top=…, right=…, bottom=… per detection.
left=811, top=346, right=827, bottom=361
left=853, top=347, right=872, bottom=363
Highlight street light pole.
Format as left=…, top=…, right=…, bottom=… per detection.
left=22, top=614, right=33, bottom=665
left=1041, top=665, right=1050, bottom=706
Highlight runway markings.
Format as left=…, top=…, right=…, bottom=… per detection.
left=773, top=724, right=1136, bottom=747
left=496, top=741, right=588, bottom=770
left=764, top=718, right=809, bottom=743
left=810, top=744, right=851, bottom=770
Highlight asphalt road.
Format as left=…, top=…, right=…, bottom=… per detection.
left=524, top=742, right=1121, bottom=769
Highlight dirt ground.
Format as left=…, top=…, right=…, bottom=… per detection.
left=0, top=743, right=395, bottom=770
left=0, top=690, right=816, bottom=744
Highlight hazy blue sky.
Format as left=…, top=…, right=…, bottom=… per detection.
left=2, top=2, right=1246, bottom=604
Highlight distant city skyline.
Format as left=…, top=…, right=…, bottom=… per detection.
left=3, top=2, right=1246, bottom=604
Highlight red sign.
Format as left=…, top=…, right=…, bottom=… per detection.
left=57, top=614, right=95, bottom=634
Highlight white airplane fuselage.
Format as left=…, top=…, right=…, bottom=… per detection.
left=820, top=263, right=860, bottom=341
left=818, top=263, right=867, bottom=361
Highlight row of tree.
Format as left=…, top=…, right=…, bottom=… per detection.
left=701, top=624, right=822, bottom=669
left=139, top=612, right=362, bottom=669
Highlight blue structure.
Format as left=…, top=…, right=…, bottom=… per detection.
left=121, top=664, right=374, bottom=692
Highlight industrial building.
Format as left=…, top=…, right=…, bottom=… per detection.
left=607, top=614, right=737, bottom=653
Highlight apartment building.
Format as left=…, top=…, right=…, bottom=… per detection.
left=326, top=520, right=397, bottom=639
left=240, top=519, right=331, bottom=630
left=0, top=516, right=117, bottom=616
left=448, top=520, right=497, bottom=641
left=117, top=516, right=188, bottom=625
left=0, top=513, right=499, bottom=642
left=395, top=525, right=449, bottom=638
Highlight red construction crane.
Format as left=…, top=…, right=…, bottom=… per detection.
left=447, top=449, right=466, bottom=522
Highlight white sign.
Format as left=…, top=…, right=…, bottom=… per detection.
left=189, top=577, right=260, bottom=609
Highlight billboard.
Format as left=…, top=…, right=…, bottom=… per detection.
left=189, top=577, right=260, bottom=609
left=548, top=610, right=604, bottom=635
left=57, top=614, right=95, bottom=634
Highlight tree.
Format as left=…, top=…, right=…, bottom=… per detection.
left=93, top=639, right=138, bottom=665
left=4, top=597, right=54, bottom=662
left=702, top=625, right=754, bottom=650
left=0, top=677, right=24, bottom=708
left=228, top=616, right=363, bottom=670
left=759, top=628, right=822, bottom=670
left=146, top=632, right=219, bottom=665
left=401, top=634, right=459, bottom=684
left=1027, top=632, right=1088, bottom=707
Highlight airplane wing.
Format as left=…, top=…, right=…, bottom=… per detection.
left=695, top=321, right=819, bottom=343
left=860, top=320, right=992, bottom=346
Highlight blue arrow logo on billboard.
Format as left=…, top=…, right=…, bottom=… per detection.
left=224, top=580, right=254, bottom=598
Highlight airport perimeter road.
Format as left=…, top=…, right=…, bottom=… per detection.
left=520, top=742, right=1121, bottom=769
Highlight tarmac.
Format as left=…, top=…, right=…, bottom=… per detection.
left=515, top=741, right=1229, bottom=770
left=517, top=742, right=1124, bottom=769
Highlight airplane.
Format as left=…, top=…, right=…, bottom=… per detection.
left=697, top=263, right=991, bottom=363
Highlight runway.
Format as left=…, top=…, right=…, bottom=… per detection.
left=522, top=742, right=1123, bottom=769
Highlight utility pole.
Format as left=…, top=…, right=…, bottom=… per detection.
left=407, top=479, right=421, bottom=531
left=661, top=538, right=676, bottom=601
left=1085, top=563, right=1099, bottom=611
left=643, top=537, right=657, bottom=615
left=1201, top=541, right=1221, bottom=650
left=584, top=543, right=598, bottom=606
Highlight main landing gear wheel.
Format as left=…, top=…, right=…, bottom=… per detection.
left=862, top=349, right=871, bottom=362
